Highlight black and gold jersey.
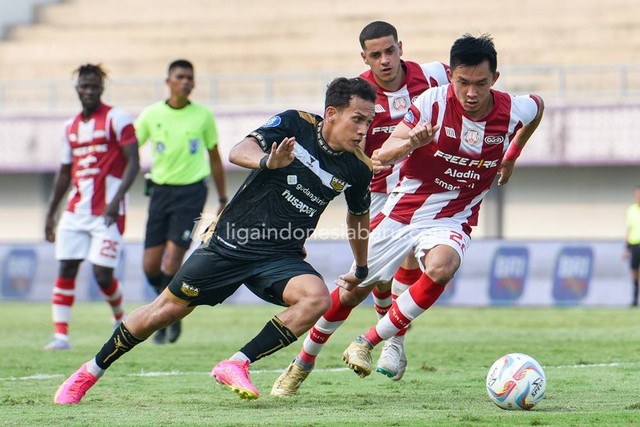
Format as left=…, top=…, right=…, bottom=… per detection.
left=210, top=109, right=372, bottom=259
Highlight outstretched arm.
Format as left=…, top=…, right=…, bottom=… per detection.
left=229, top=136, right=296, bottom=170
left=376, top=121, right=440, bottom=166
left=498, top=95, right=545, bottom=186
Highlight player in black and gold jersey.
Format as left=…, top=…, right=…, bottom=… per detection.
left=54, top=77, right=376, bottom=404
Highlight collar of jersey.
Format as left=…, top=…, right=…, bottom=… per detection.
left=317, top=122, right=342, bottom=156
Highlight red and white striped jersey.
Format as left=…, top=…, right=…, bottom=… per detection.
left=61, top=103, right=137, bottom=218
left=360, top=61, right=449, bottom=194
left=384, top=84, right=540, bottom=235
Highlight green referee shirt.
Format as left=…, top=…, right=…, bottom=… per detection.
left=136, top=101, right=219, bottom=185
left=627, top=203, right=640, bottom=244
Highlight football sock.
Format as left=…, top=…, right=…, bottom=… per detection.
left=229, top=352, right=251, bottom=363
left=239, top=316, right=297, bottom=362
left=364, top=273, right=445, bottom=346
left=633, top=279, right=639, bottom=306
left=94, top=322, right=144, bottom=370
left=52, top=277, right=75, bottom=337
left=299, top=287, right=353, bottom=364
left=99, top=279, right=124, bottom=322
left=372, top=285, right=392, bottom=319
left=392, top=267, right=422, bottom=337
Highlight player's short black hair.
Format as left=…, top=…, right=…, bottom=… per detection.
left=359, top=21, right=398, bottom=49
left=324, top=77, right=376, bottom=110
left=168, top=59, right=194, bottom=75
left=73, top=64, right=107, bottom=83
left=450, top=34, right=498, bottom=73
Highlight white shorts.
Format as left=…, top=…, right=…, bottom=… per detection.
left=369, top=192, right=389, bottom=221
left=55, top=211, right=124, bottom=268
left=359, top=215, right=471, bottom=287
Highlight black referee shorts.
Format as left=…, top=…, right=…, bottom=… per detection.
left=144, top=180, right=207, bottom=249
left=166, top=245, right=323, bottom=307
left=630, top=244, right=640, bottom=270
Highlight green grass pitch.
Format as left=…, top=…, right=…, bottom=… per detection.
left=1, top=302, right=640, bottom=426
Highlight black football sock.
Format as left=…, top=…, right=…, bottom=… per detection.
left=94, top=322, right=144, bottom=370
left=239, top=316, right=297, bottom=362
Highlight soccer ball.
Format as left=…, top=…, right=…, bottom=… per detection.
left=486, top=353, right=546, bottom=410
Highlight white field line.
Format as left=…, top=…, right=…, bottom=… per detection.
left=2, top=361, right=639, bottom=382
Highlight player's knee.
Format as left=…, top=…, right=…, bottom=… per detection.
left=423, top=264, right=455, bottom=285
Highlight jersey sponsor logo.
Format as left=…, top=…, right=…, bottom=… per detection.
left=444, top=168, right=481, bottom=181
left=444, top=127, right=456, bottom=138
left=484, top=135, right=505, bottom=145
left=77, top=155, right=98, bottom=168
left=434, top=150, right=499, bottom=168
left=464, top=129, right=480, bottom=145
left=552, top=246, right=593, bottom=304
left=374, top=104, right=386, bottom=113
left=435, top=178, right=460, bottom=191
left=180, top=282, right=200, bottom=298
left=287, top=175, right=298, bottom=185
left=371, top=125, right=396, bottom=135
left=75, top=167, right=101, bottom=177
left=72, top=144, right=108, bottom=157
left=189, top=138, right=200, bottom=154
left=262, top=116, right=282, bottom=128
left=330, top=176, right=347, bottom=191
left=282, top=189, right=318, bottom=217
left=295, top=183, right=327, bottom=206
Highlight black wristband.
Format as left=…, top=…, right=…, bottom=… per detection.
left=219, top=197, right=228, bottom=204
left=354, top=265, right=369, bottom=279
left=259, top=155, right=269, bottom=170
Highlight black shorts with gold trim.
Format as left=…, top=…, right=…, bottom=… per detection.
left=166, top=244, right=323, bottom=307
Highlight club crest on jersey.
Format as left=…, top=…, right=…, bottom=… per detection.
left=330, top=176, right=347, bottom=192
left=262, top=116, right=282, bottom=128
left=180, top=282, right=200, bottom=298
left=156, top=142, right=166, bottom=153
left=392, top=96, right=409, bottom=111
left=189, top=139, right=201, bottom=154
left=464, top=130, right=480, bottom=146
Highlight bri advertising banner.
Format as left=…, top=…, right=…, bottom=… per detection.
left=0, top=240, right=631, bottom=306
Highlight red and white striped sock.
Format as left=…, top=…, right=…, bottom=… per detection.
left=299, top=287, right=354, bottom=365
left=372, top=285, right=392, bottom=319
left=364, top=273, right=445, bottom=346
left=51, top=277, right=75, bottom=338
left=392, top=267, right=423, bottom=337
left=100, top=279, right=124, bottom=322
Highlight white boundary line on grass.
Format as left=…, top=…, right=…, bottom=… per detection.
left=2, top=361, right=638, bottom=382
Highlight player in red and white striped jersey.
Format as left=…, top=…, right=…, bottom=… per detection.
left=272, top=22, right=449, bottom=397
left=44, top=64, right=140, bottom=351
left=341, top=34, right=545, bottom=378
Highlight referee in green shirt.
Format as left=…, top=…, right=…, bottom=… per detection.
left=136, top=59, right=227, bottom=343
left=626, top=187, right=640, bottom=307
